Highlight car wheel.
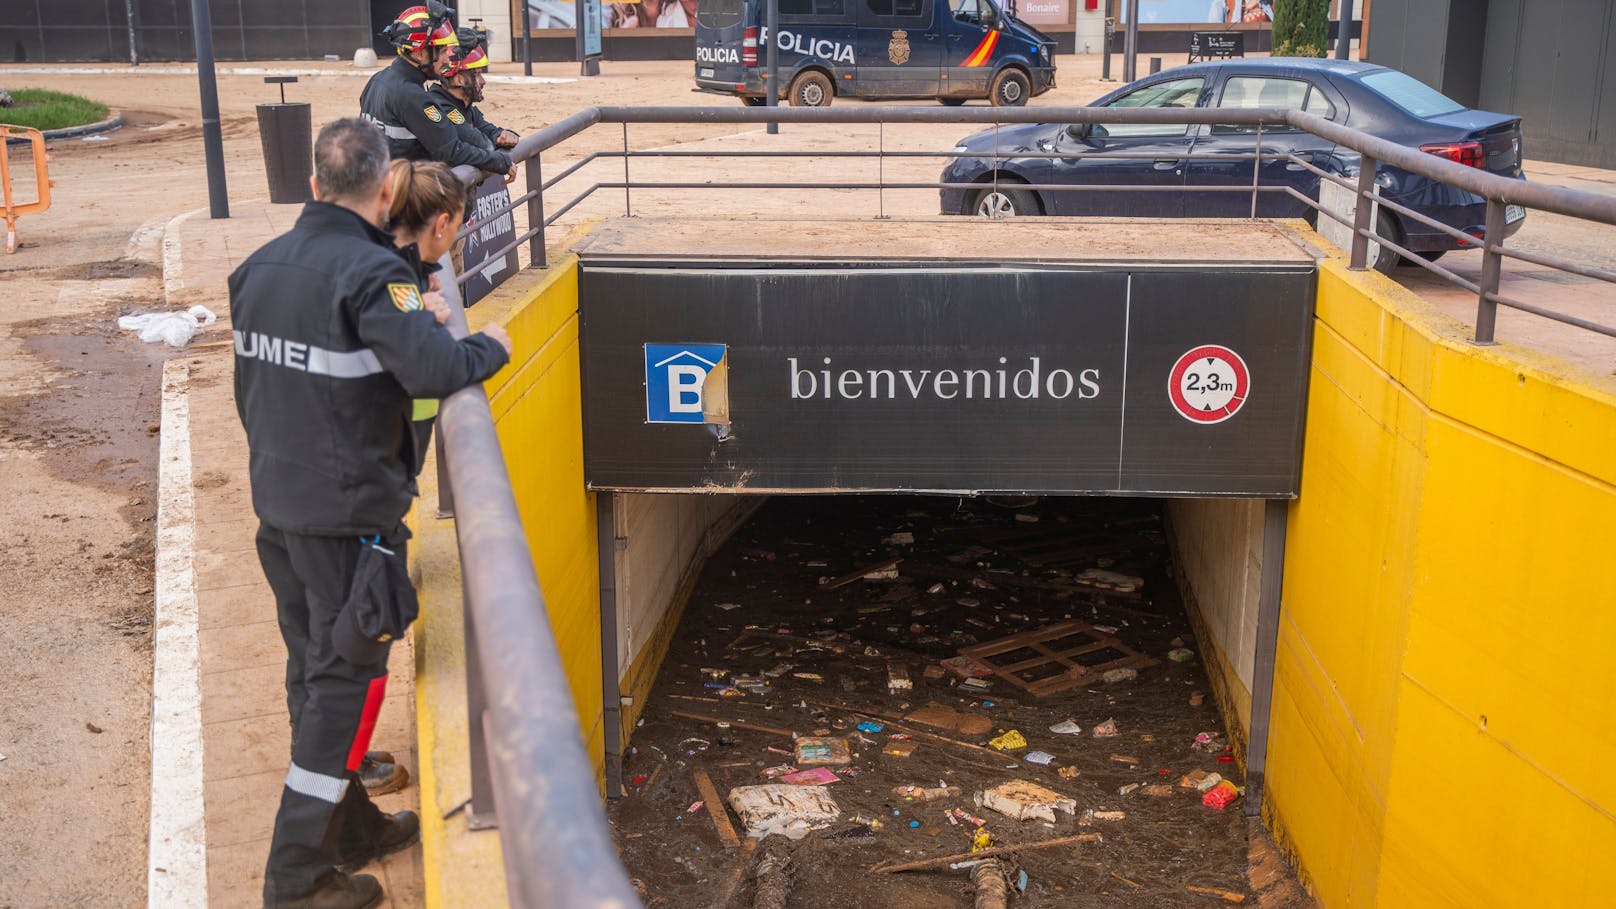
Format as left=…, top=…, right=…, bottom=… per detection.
left=989, top=69, right=1030, bottom=107
left=939, top=97, right=967, bottom=107
left=742, top=96, right=766, bottom=107
left=789, top=71, right=833, bottom=107
left=1401, top=249, right=1447, bottom=265
left=1371, top=210, right=1402, bottom=275
left=971, top=184, right=1039, bottom=218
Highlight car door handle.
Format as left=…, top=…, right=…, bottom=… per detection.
left=1153, top=159, right=1182, bottom=170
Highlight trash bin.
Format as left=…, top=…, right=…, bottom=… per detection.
left=257, top=77, right=312, bottom=204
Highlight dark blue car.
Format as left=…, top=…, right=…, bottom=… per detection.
left=939, top=59, right=1526, bottom=272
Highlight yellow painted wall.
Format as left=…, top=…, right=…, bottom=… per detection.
left=471, top=255, right=605, bottom=775
left=1269, top=258, right=1616, bottom=907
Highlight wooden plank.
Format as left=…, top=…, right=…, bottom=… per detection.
left=692, top=769, right=741, bottom=848
left=671, top=710, right=795, bottom=738
left=819, top=558, right=901, bottom=590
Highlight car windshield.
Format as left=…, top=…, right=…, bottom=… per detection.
left=1360, top=70, right=1465, bottom=118
left=697, top=0, right=744, bottom=28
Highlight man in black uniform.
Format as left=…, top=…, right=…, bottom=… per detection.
left=428, top=28, right=518, bottom=152
left=231, top=118, right=511, bottom=909
left=360, top=2, right=513, bottom=175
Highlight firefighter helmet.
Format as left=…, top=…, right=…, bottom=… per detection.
left=438, top=27, right=490, bottom=79
left=381, top=2, right=458, bottom=53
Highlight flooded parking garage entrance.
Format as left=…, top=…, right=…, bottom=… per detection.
left=573, top=218, right=1319, bottom=906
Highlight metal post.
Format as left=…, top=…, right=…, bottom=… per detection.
left=1101, top=17, right=1113, bottom=81
left=876, top=119, right=887, bottom=219
left=597, top=494, right=624, bottom=798
left=464, top=572, right=498, bottom=828
left=190, top=0, right=229, bottom=219
left=525, top=151, right=547, bottom=268
left=125, top=0, right=139, bottom=65
left=622, top=123, right=632, bottom=216
left=435, top=427, right=455, bottom=518
left=1249, top=122, right=1263, bottom=219
left=1475, top=199, right=1506, bottom=344
left=522, top=0, right=533, bottom=77
left=1243, top=499, right=1290, bottom=818
left=1335, top=0, right=1355, bottom=60
left=1349, top=154, right=1376, bottom=270
left=1122, top=0, right=1140, bottom=83
left=765, top=0, right=780, bottom=134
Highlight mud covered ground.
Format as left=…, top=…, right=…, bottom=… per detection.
left=609, top=494, right=1297, bottom=908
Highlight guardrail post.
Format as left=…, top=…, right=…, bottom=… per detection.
left=525, top=151, right=547, bottom=269
left=1475, top=199, right=1506, bottom=344
left=1249, top=122, right=1264, bottom=219
left=464, top=568, right=499, bottom=829
left=1349, top=154, right=1377, bottom=270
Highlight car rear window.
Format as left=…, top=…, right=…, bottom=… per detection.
left=1360, top=70, right=1465, bottom=118
left=698, top=0, right=744, bottom=28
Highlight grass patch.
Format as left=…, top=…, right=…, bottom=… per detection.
left=2, top=88, right=110, bottom=132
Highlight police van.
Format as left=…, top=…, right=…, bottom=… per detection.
left=694, top=0, right=1056, bottom=107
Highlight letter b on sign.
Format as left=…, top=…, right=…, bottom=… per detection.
left=645, top=343, right=728, bottom=424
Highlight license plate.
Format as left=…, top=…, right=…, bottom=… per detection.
left=1505, top=204, right=1526, bottom=224
left=699, top=67, right=715, bottom=78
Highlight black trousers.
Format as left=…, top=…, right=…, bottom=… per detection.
left=256, top=524, right=396, bottom=903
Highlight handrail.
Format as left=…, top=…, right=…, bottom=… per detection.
left=432, top=103, right=1616, bottom=907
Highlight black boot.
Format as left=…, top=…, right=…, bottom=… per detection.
left=337, top=810, right=421, bottom=873
left=268, top=871, right=382, bottom=909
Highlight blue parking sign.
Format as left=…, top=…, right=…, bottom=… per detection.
left=645, top=343, right=727, bottom=423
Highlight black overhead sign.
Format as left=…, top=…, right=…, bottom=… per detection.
left=578, top=263, right=1315, bottom=498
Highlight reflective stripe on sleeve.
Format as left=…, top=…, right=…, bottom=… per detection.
left=306, top=345, right=384, bottom=378
left=383, top=124, right=416, bottom=140
left=285, top=762, right=350, bottom=804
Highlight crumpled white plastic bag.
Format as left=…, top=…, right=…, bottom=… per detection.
left=117, top=305, right=217, bottom=348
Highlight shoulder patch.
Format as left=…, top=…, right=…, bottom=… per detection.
left=447, top=108, right=466, bottom=125
left=423, top=105, right=443, bottom=122
left=388, top=282, right=425, bottom=313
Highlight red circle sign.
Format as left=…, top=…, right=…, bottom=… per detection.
left=1168, top=345, right=1250, bottom=424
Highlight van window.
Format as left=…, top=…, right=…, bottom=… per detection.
left=867, top=0, right=927, bottom=16
left=783, top=0, right=847, bottom=15
left=1092, top=77, right=1204, bottom=138
left=697, top=0, right=744, bottom=28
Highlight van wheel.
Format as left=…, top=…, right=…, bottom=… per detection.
left=971, top=184, right=1039, bottom=218
left=789, top=71, right=833, bottom=107
left=940, top=97, right=967, bottom=106
left=742, top=96, right=766, bottom=107
left=989, top=69, right=1030, bottom=107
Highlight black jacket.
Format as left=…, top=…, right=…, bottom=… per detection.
left=229, top=202, right=509, bottom=536
left=359, top=57, right=511, bottom=173
left=426, top=85, right=508, bottom=152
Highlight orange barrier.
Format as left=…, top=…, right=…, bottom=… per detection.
left=2, top=125, right=53, bottom=253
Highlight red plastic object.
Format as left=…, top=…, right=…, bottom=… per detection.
left=1218, top=755, right=1236, bottom=763
left=1203, top=781, right=1239, bottom=810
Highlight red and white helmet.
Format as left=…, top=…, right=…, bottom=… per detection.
left=437, top=28, right=490, bottom=79
left=382, top=3, right=458, bottom=53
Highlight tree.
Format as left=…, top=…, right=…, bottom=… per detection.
left=1271, top=0, right=1329, bottom=58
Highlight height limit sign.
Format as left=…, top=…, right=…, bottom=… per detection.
left=1168, top=345, right=1249, bottom=424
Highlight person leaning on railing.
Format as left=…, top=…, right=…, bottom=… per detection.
left=383, top=157, right=474, bottom=473
left=361, top=2, right=515, bottom=179
left=427, top=27, right=518, bottom=275
left=230, top=117, right=512, bottom=909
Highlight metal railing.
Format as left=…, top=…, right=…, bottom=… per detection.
left=432, top=103, right=1616, bottom=909
left=457, top=105, right=1616, bottom=344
